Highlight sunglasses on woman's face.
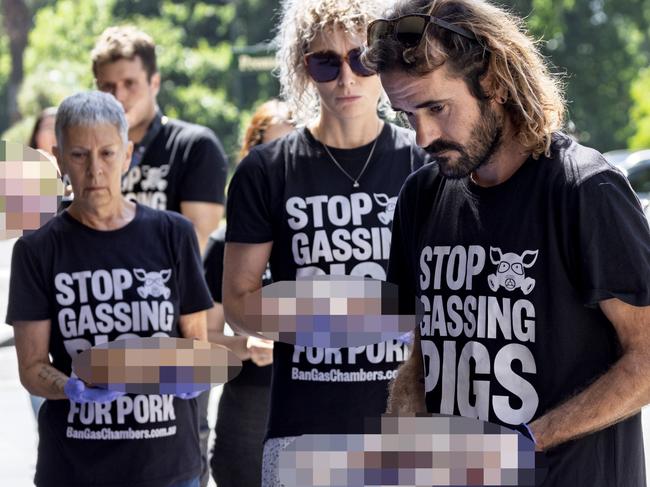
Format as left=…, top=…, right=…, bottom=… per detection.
left=367, top=14, right=477, bottom=49
left=304, top=47, right=376, bottom=83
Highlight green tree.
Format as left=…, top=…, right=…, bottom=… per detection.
left=502, top=0, right=649, bottom=151
left=2, top=0, right=282, bottom=161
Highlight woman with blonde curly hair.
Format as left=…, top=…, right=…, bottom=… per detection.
left=221, top=0, right=429, bottom=484
left=365, top=0, right=650, bottom=484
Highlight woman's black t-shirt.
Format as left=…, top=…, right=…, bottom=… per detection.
left=225, top=123, right=429, bottom=439
left=6, top=204, right=213, bottom=487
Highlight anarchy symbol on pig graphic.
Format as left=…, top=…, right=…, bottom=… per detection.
left=140, top=165, right=169, bottom=192
left=373, top=193, right=398, bottom=225
left=133, top=268, right=172, bottom=299
left=487, top=247, right=538, bottom=295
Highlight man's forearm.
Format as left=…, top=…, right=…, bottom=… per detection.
left=530, top=348, right=650, bottom=450
left=21, top=363, right=69, bottom=400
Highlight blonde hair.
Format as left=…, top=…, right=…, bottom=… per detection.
left=274, top=0, right=387, bottom=125
left=363, top=0, right=565, bottom=158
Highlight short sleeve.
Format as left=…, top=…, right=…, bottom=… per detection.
left=6, top=238, right=51, bottom=324
left=179, top=128, right=228, bottom=205
left=387, top=178, right=417, bottom=316
left=203, top=233, right=225, bottom=303
left=225, top=149, right=274, bottom=243
left=176, top=221, right=214, bottom=314
left=577, top=169, right=650, bottom=307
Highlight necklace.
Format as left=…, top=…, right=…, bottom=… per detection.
left=318, top=123, right=381, bottom=188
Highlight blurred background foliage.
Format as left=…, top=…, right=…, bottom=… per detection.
left=0, top=0, right=649, bottom=165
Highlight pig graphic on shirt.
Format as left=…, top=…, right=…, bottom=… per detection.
left=134, top=269, right=172, bottom=299
left=487, top=247, right=538, bottom=295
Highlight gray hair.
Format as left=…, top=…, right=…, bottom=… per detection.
left=55, top=91, right=128, bottom=150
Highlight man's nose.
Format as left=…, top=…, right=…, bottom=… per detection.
left=414, top=115, right=441, bottom=148
left=114, top=84, right=129, bottom=108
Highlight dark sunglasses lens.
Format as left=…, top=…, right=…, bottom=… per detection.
left=368, top=20, right=390, bottom=45
left=395, top=16, right=427, bottom=47
left=349, top=48, right=375, bottom=77
left=306, top=52, right=341, bottom=82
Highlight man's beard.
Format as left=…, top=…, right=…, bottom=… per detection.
left=424, top=101, right=504, bottom=180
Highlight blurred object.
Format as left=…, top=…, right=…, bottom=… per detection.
left=72, top=336, right=242, bottom=395
left=0, top=141, right=65, bottom=240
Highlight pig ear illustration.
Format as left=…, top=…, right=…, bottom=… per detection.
left=373, top=193, right=389, bottom=206
left=133, top=268, right=147, bottom=281
left=160, top=269, right=172, bottom=282
left=489, top=247, right=502, bottom=265
left=521, top=250, right=539, bottom=268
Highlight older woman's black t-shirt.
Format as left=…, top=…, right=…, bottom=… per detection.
left=6, top=204, right=213, bottom=487
left=226, top=123, right=430, bottom=439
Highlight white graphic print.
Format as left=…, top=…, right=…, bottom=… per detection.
left=487, top=247, right=538, bottom=295
left=53, top=267, right=177, bottom=434
left=134, top=269, right=172, bottom=299
left=418, top=245, right=539, bottom=426
left=373, top=193, right=397, bottom=225
left=140, top=165, right=169, bottom=191
left=286, top=192, right=391, bottom=279
left=122, top=164, right=169, bottom=209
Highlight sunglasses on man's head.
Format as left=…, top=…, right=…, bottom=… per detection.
left=304, top=47, right=376, bottom=83
left=367, top=14, right=477, bottom=49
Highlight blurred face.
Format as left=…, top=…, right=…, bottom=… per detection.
left=262, top=121, right=293, bottom=144
left=95, top=56, right=160, bottom=135
left=55, top=123, right=132, bottom=210
left=35, top=114, right=57, bottom=153
left=306, top=28, right=383, bottom=122
left=381, top=64, right=505, bottom=179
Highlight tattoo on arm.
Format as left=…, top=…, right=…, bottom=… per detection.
left=36, top=364, right=68, bottom=395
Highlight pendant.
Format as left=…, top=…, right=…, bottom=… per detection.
left=353, top=181, right=360, bottom=188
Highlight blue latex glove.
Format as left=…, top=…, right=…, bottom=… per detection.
left=174, top=384, right=212, bottom=400
left=64, top=377, right=126, bottom=403
left=175, top=390, right=203, bottom=400
left=514, top=422, right=537, bottom=445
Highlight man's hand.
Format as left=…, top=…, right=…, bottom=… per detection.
left=246, top=336, right=274, bottom=367
left=64, top=378, right=126, bottom=403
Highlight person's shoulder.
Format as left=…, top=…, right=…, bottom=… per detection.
left=384, top=122, right=416, bottom=146
left=401, top=159, right=443, bottom=196
left=238, top=129, right=304, bottom=172
left=162, top=117, right=221, bottom=146
left=544, top=132, right=624, bottom=188
left=382, top=122, right=432, bottom=164
left=137, top=204, right=194, bottom=234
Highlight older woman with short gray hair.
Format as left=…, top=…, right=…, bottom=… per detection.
left=7, top=91, right=212, bottom=487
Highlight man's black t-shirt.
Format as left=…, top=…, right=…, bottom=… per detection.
left=122, top=116, right=228, bottom=211
left=6, top=205, right=213, bottom=487
left=225, top=123, right=430, bottom=439
left=203, top=227, right=272, bottom=387
left=388, top=133, right=650, bottom=486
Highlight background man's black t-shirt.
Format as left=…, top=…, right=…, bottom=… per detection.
left=122, top=117, right=228, bottom=211
left=225, top=123, right=430, bottom=439
left=203, top=227, right=272, bottom=387
left=6, top=205, right=213, bottom=487
left=388, top=133, right=650, bottom=486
